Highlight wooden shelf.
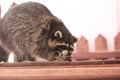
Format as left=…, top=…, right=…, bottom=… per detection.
left=0, top=61, right=120, bottom=80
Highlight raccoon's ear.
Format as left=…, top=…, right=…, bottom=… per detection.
left=54, top=31, right=63, bottom=38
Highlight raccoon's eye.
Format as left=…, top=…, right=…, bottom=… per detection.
left=57, top=45, right=67, bottom=50
left=53, top=45, right=66, bottom=51
left=53, top=46, right=62, bottom=51
left=56, top=45, right=74, bottom=51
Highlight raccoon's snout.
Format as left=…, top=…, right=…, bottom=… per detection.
left=59, top=50, right=72, bottom=61
left=53, top=44, right=73, bottom=61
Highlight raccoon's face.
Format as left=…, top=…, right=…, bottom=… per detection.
left=48, top=31, right=77, bottom=62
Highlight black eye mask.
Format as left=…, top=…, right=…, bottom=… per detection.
left=55, top=45, right=73, bottom=51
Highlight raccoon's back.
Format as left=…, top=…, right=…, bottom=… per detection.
left=3, top=2, right=53, bottom=20
left=2, top=2, right=53, bottom=31
left=0, top=2, right=54, bottom=55
left=1, top=2, right=53, bottom=41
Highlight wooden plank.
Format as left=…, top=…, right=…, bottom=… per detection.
left=72, top=51, right=120, bottom=60
left=95, top=34, right=107, bottom=51
left=115, top=32, right=120, bottom=50
left=0, top=60, right=120, bottom=67
left=0, top=63, right=120, bottom=80
left=0, top=61, right=104, bottom=67
left=76, top=36, right=89, bottom=53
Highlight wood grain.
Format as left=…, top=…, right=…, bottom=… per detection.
left=0, top=61, right=120, bottom=80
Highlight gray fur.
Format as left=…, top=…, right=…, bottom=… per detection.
left=0, top=2, right=77, bottom=62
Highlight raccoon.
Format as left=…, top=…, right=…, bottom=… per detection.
left=0, top=2, right=77, bottom=62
